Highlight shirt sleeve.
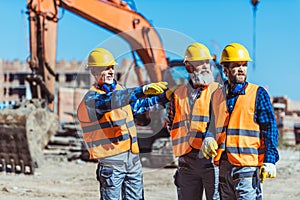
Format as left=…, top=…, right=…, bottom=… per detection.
left=130, top=93, right=169, bottom=116
left=84, top=86, right=145, bottom=116
left=166, top=94, right=175, bottom=133
left=255, top=87, right=280, bottom=164
left=205, top=100, right=217, bottom=139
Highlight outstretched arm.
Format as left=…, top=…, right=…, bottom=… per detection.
left=85, top=82, right=169, bottom=116
left=85, top=86, right=144, bottom=115
left=131, top=93, right=169, bottom=116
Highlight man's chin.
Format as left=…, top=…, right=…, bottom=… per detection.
left=201, top=74, right=214, bottom=84
left=191, top=75, right=214, bottom=88
left=236, top=76, right=246, bottom=83
left=104, top=79, right=114, bottom=85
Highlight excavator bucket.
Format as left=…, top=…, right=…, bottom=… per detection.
left=0, top=100, right=58, bottom=174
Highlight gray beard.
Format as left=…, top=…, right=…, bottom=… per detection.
left=191, top=71, right=214, bottom=87
left=104, top=76, right=114, bottom=84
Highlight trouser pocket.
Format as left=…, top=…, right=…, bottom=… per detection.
left=97, top=165, right=114, bottom=188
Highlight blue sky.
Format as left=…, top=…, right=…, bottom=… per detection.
left=1, top=0, right=300, bottom=101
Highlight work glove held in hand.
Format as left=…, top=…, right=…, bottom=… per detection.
left=143, top=82, right=168, bottom=95
left=259, top=163, right=276, bottom=183
left=201, top=137, right=218, bottom=159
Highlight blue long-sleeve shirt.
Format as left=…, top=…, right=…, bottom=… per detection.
left=84, top=85, right=169, bottom=119
left=223, top=81, right=279, bottom=164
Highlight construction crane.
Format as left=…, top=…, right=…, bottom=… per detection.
left=251, top=0, right=259, bottom=70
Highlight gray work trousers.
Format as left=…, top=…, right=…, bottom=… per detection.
left=219, top=159, right=262, bottom=200
left=96, top=151, right=144, bottom=200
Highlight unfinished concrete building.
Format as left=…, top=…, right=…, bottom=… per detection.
left=272, top=96, right=300, bottom=145
left=0, top=59, right=91, bottom=123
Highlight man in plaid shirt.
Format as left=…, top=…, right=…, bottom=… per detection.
left=202, top=43, right=279, bottom=200
left=77, top=47, right=170, bottom=200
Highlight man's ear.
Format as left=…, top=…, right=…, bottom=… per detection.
left=91, top=68, right=96, bottom=76
left=223, top=67, right=229, bottom=78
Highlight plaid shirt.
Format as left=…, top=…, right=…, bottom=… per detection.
left=225, top=81, right=279, bottom=164
left=84, top=85, right=169, bottom=118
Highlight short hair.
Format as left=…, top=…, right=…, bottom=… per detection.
left=222, top=62, right=230, bottom=68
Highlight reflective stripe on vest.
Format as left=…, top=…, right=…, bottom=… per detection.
left=170, top=82, right=218, bottom=157
left=77, top=84, right=139, bottom=159
left=212, top=83, right=265, bottom=166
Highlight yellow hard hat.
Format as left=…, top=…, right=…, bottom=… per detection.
left=87, top=48, right=117, bottom=68
left=184, top=42, right=212, bottom=63
left=220, top=43, right=252, bottom=64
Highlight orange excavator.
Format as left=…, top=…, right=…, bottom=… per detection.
left=0, top=0, right=186, bottom=174
left=26, top=0, right=169, bottom=104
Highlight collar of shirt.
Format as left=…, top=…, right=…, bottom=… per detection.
left=187, top=80, right=203, bottom=101
left=93, top=80, right=117, bottom=93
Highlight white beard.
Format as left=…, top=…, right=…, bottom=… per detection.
left=104, top=79, right=114, bottom=84
left=104, top=75, right=114, bottom=84
left=191, top=71, right=214, bottom=87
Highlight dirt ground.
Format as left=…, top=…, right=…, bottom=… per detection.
left=0, top=148, right=299, bottom=200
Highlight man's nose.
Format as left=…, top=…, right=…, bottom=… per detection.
left=203, top=63, right=209, bottom=69
left=237, top=65, right=244, bottom=70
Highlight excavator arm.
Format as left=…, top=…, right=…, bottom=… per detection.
left=26, top=0, right=59, bottom=104
left=26, top=0, right=168, bottom=104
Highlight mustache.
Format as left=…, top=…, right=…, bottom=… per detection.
left=200, top=69, right=212, bottom=73
left=193, top=70, right=213, bottom=77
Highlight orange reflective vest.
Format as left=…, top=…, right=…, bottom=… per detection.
left=77, top=84, right=139, bottom=159
left=212, top=83, right=265, bottom=166
left=170, top=82, right=218, bottom=157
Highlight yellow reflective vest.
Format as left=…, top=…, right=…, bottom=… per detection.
left=170, top=82, right=218, bottom=157
left=212, top=83, right=265, bottom=166
left=77, top=84, right=139, bottom=159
